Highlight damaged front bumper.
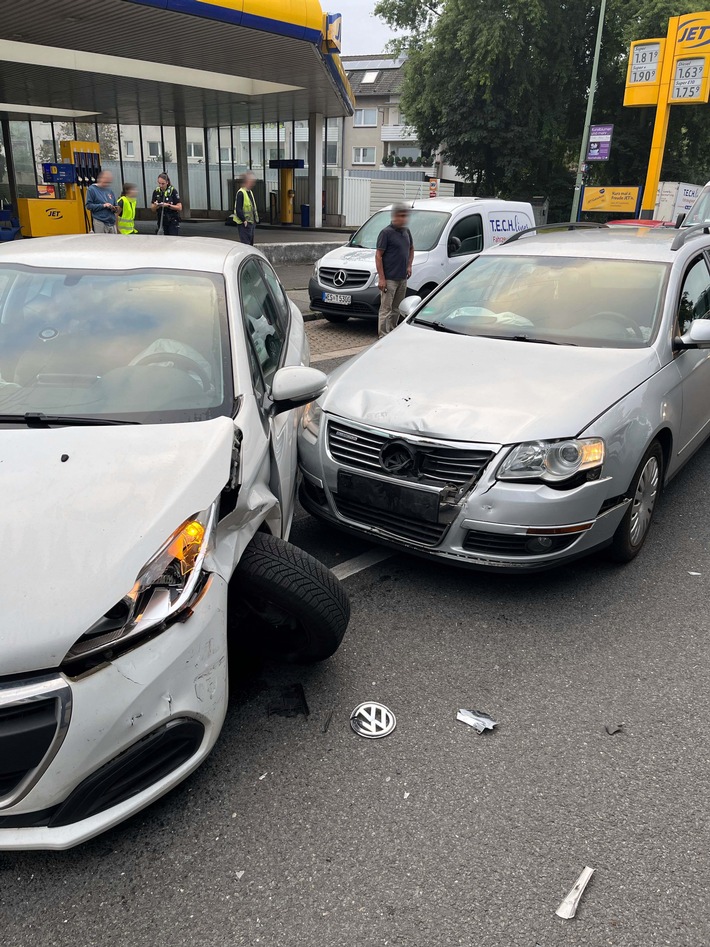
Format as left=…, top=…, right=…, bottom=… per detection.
left=298, top=417, right=629, bottom=572
left=0, top=574, right=229, bottom=851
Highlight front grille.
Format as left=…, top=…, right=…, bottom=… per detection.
left=0, top=688, right=65, bottom=802
left=327, top=420, right=494, bottom=488
left=334, top=495, right=449, bottom=546
left=319, top=267, right=371, bottom=290
left=462, top=530, right=578, bottom=557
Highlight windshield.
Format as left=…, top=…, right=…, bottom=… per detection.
left=350, top=209, right=450, bottom=252
left=684, top=184, right=710, bottom=227
left=412, top=254, right=669, bottom=348
left=0, top=266, right=233, bottom=423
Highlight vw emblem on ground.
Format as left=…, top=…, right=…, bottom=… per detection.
left=333, top=270, right=347, bottom=286
left=350, top=701, right=397, bottom=739
left=379, top=439, right=416, bottom=475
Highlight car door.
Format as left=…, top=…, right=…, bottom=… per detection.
left=444, top=213, right=483, bottom=279
left=674, top=253, right=710, bottom=457
left=238, top=256, right=299, bottom=536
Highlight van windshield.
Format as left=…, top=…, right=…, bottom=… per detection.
left=350, top=209, right=450, bottom=252
left=685, top=184, right=710, bottom=227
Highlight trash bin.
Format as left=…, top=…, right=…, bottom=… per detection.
left=300, top=203, right=310, bottom=228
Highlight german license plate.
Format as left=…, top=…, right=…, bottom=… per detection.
left=323, top=292, right=352, bottom=305
left=337, top=471, right=440, bottom=523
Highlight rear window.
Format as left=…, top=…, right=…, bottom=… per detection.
left=350, top=209, right=450, bottom=252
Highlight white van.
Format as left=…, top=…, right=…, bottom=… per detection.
left=681, top=181, right=710, bottom=227
left=309, top=197, right=535, bottom=322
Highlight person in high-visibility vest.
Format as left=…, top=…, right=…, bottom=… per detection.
left=232, top=171, right=259, bottom=245
left=116, top=183, right=139, bottom=235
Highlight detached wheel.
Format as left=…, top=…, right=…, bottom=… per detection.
left=324, top=313, right=350, bottom=324
left=228, top=532, right=350, bottom=662
left=608, top=441, right=663, bottom=562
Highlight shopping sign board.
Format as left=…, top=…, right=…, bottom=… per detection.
left=582, top=187, right=641, bottom=214
left=586, top=124, right=614, bottom=161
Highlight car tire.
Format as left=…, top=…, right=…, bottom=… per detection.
left=228, top=531, right=350, bottom=663
left=324, top=313, right=350, bottom=323
left=607, top=440, right=663, bottom=563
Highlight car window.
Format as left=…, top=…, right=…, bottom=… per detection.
left=411, top=254, right=669, bottom=348
left=677, top=256, right=710, bottom=334
left=350, top=209, right=450, bottom=252
left=0, top=265, right=231, bottom=423
left=448, top=214, right=483, bottom=257
left=239, top=257, right=285, bottom=386
left=258, top=260, right=291, bottom=332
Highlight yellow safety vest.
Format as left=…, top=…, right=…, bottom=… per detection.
left=117, top=196, right=138, bottom=235
left=235, top=187, right=259, bottom=224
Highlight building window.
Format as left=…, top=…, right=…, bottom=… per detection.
left=324, top=142, right=338, bottom=165
left=219, top=147, right=232, bottom=163
left=353, top=147, right=376, bottom=165
left=354, top=108, right=378, bottom=127
left=124, top=140, right=135, bottom=157
left=147, top=141, right=162, bottom=158
left=361, top=71, right=379, bottom=83
left=187, top=141, right=204, bottom=158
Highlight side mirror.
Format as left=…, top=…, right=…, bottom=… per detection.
left=676, top=212, right=687, bottom=229
left=447, top=235, right=462, bottom=256
left=680, top=319, right=710, bottom=349
left=271, top=366, right=327, bottom=414
left=399, top=295, right=422, bottom=319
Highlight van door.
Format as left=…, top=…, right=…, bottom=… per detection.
left=444, top=213, right=484, bottom=278
left=486, top=209, right=534, bottom=247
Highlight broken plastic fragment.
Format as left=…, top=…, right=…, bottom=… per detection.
left=268, top=683, right=309, bottom=718
left=605, top=724, right=623, bottom=735
left=457, top=709, right=497, bottom=733
left=556, top=866, right=595, bottom=919
left=688, top=571, right=702, bottom=576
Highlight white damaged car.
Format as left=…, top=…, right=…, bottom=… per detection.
left=0, top=236, right=349, bottom=850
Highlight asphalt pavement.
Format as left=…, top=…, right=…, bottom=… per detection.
left=3, top=345, right=710, bottom=947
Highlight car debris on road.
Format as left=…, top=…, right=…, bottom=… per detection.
left=556, top=866, right=595, bottom=919
left=456, top=709, right=498, bottom=733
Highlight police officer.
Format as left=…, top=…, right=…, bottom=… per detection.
left=232, top=171, right=259, bottom=245
left=151, top=172, right=182, bottom=235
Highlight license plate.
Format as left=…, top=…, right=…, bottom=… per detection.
left=323, top=292, right=352, bottom=305
left=337, top=471, right=440, bottom=524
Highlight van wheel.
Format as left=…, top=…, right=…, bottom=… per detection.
left=324, top=313, right=350, bottom=323
left=228, top=532, right=350, bottom=663
left=607, top=441, right=663, bottom=563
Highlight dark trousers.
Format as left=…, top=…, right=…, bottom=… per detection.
left=160, top=217, right=180, bottom=236
left=238, top=222, right=255, bottom=245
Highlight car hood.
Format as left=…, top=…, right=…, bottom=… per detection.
left=2, top=417, right=234, bottom=674
left=322, top=324, right=661, bottom=444
left=319, top=245, right=428, bottom=268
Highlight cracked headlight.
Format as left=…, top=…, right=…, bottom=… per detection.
left=498, top=438, right=605, bottom=483
left=301, top=400, right=322, bottom=437
left=63, top=504, right=217, bottom=666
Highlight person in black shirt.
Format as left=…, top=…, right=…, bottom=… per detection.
left=376, top=203, right=414, bottom=337
left=151, top=172, right=182, bottom=236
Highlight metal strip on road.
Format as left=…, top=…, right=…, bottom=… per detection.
left=331, top=547, right=393, bottom=580
left=311, top=343, right=370, bottom=364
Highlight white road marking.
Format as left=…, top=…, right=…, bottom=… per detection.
left=311, top=343, right=370, bottom=363
left=331, top=547, right=393, bottom=580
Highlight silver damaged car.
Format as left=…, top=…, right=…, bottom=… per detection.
left=299, top=224, right=710, bottom=571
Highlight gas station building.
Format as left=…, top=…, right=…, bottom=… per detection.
left=0, top=0, right=353, bottom=232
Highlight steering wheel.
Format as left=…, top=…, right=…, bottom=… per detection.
left=592, top=311, right=644, bottom=341
left=132, top=351, right=211, bottom=390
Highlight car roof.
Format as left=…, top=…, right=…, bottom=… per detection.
left=409, top=197, right=530, bottom=213
left=0, top=234, right=254, bottom=273
left=486, top=226, right=710, bottom=263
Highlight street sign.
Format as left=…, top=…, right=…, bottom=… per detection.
left=586, top=124, right=614, bottom=161
left=582, top=186, right=642, bottom=213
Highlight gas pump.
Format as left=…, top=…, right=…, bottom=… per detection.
left=16, top=140, right=101, bottom=237
left=269, top=159, right=304, bottom=225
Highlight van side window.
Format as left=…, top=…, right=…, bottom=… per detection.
left=239, top=258, right=285, bottom=386
left=678, top=256, right=710, bottom=335
left=448, top=215, right=483, bottom=257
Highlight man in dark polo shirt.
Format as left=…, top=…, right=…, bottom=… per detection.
left=375, top=203, right=415, bottom=337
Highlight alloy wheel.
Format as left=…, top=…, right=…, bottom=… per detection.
left=629, top=455, right=660, bottom=546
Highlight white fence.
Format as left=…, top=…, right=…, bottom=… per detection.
left=342, top=176, right=371, bottom=226
left=369, top=178, right=455, bottom=216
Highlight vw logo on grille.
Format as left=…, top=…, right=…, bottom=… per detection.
left=333, top=270, right=348, bottom=287
left=379, top=439, right=416, bottom=475
left=350, top=702, right=397, bottom=739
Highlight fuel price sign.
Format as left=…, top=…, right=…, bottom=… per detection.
left=629, top=41, right=661, bottom=83
left=670, top=57, right=709, bottom=102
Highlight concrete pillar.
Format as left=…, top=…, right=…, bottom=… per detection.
left=175, top=125, right=191, bottom=219
left=307, top=112, right=324, bottom=228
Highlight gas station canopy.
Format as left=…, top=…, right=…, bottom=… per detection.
left=0, top=0, right=353, bottom=126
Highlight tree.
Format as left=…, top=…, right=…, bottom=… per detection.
left=375, top=0, right=710, bottom=218
left=36, top=123, right=119, bottom=163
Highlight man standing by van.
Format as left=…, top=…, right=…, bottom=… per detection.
left=376, top=203, right=414, bottom=337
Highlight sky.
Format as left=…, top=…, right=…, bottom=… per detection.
left=335, top=0, right=404, bottom=55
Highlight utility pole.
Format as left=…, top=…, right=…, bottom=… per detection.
left=570, top=0, right=607, bottom=222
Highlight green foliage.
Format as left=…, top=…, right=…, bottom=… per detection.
left=375, top=0, right=710, bottom=218
left=36, top=123, right=119, bottom=163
